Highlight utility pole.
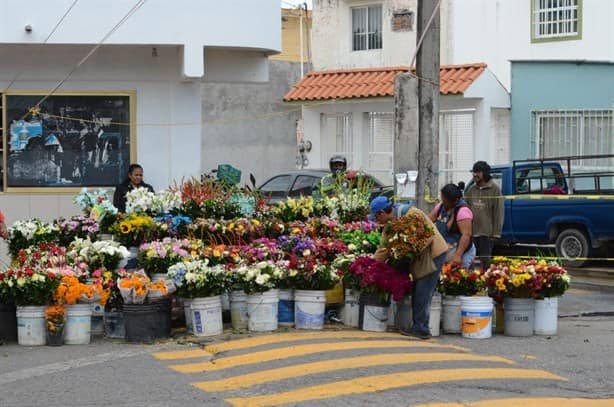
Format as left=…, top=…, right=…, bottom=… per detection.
left=394, top=0, right=440, bottom=211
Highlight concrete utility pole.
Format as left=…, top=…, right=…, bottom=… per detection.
left=394, top=0, right=440, bottom=211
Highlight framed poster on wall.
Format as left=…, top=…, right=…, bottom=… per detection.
left=2, top=91, right=135, bottom=191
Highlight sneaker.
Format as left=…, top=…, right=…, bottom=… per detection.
left=399, top=328, right=432, bottom=340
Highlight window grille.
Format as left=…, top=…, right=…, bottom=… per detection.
left=439, top=110, right=475, bottom=187
left=367, top=112, right=393, bottom=184
left=352, top=5, right=383, bottom=51
left=533, top=0, right=580, bottom=39
left=322, top=113, right=353, bottom=167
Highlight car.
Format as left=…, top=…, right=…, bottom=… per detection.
left=258, top=169, right=393, bottom=205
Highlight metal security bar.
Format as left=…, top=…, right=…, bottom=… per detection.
left=367, top=112, right=393, bottom=185
left=533, top=0, right=580, bottom=39
left=439, top=110, right=475, bottom=187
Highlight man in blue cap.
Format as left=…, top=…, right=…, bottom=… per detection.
left=370, top=196, right=447, bottom=339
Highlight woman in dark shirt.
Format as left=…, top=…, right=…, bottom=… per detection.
left=113, top=164, right=154, bottom=212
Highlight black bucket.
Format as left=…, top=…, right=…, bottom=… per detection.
left=0, top=303, right=17, bottom=343
left=123, top=304, right=158, bottom=343
left=151, top=298, right=172, bottom=339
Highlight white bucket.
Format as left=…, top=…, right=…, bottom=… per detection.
left=342, top=289, right=360, bottom=328
left=277, top=289, right=295, bottom=327
left=442, top=295, right=462, bottom=334
left=183, top=298, right=193, bottom=334
left=294, top=289, right=326, bottom=330
left=534, top=297, right=558, bottom=335
left=191, top=296, right=223, bottom=337
left=504, top=297, right=534, bottom=337
left=387, top=298, right=396, bottom=328
left=65, top=304, right=92, bottom=345
left=247, top=289, right=279, bottom=332
left=359, top=293, right=389, bottom=332
left=16, top=306, right=46, bottom=346
left=221, top=293, right=231, bottom=311
left=395, top=295, right=412, bottom=332
left=429, top=294, right=442, bottom=337
left=460, top=296, right=493, bottom=339
left=230, top=290, right=248, bottom=330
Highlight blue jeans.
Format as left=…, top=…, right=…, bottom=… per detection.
left=411, top=253, right=446, bottom=335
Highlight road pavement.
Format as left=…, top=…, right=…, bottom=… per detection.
left=1, top=287, right=613, bottom=407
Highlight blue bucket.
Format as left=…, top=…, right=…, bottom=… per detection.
left=278, top=289, right=295, bottom=326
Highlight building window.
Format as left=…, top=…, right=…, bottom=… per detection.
left=352, top=5, right=383, bottom=51
left=439, top=110, right=475, bottom=187
left=1, top=92, right=135, bottom=191
left=532, top=0, right=582, bottom=42
left=321, top=113, right=353, bottom=167
left=531, top=109, right=614, bottom=177
left=367, top=112, right=393, bottom=185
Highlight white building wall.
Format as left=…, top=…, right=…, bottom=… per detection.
left=312, top=0, right=451, bottom=70
left=449, top=0, right=614, bottom=90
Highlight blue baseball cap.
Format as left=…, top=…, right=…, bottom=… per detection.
left=369, top=196, right=393, bottom=221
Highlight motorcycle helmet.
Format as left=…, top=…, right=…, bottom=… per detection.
left=329, top=155, right=347, bottom=175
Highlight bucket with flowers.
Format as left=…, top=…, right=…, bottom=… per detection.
left=533, top=260, right=570, bottom=335
left=111, top=214, right=156, bottom=268
left=45, top=305, right=66, bottom=346
left=53, top=275, right=95, bottom=345
left=438, top=262, right=486, bottom=334
left=74, top=188, right=118, bottom=235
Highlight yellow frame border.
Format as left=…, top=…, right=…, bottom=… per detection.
left=1, top=89, right=137, bottom=194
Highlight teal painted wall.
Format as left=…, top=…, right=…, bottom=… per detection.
left=510, top=61, right=614, bottom=160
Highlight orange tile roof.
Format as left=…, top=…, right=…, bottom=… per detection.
left=283, top=63, right=487, bottom=102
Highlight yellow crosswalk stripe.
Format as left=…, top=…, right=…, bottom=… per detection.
left=225, top=368, right=566, bottom=407
left=152, top=349, right=213, bottom=361
left=203, top=330, right=409, bottom=354
left=415, top=398, right=614, bottom=407
left=192, top=352, right=516, bottom=392
left=169, top=340, right=468, bottom=373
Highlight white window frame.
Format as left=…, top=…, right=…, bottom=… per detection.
left=367, top=112, right=394, bottom=185
left=321, top=113, right=354, bottom=167
left=532, top=0, right=581, bottom=41
left=439, top=109, right=476, bottom=187
left=351, top=5, right=383, bottom=51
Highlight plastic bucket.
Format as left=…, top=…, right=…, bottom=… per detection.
left=90, top=302, right=105, bottom=337
left=442, top=295, right=462, bottom=334
left=294, top=289, right=326, bottom=330
left=395, top=295, right=412, bottom=332
left=358, top=292, right=389, bottom=332
left=16, top=306, right=46, bottom=346
left=151, top=298, right=172, bottom=339
left=460, top=296, right=493, bottom=339
left=65, top=304, right=92, bottom=345
left=230, top=290, right=248, bottom=330
left=247, top=289, right=279, bottom=332
left=534, top=297, right=558, bottom=335
left=124, top=304, right=158, bottom=343
left=104, top=311, right=125, bottom=339
left=277, top=289, right=295, bottom=327
left=191, top=296, right=223, bottom=337
left=342, top=289, right=360, bottom=328
left=183, top=298, right=193, bottom=334
left=429, top=294, right=442, bottom=337
left=0, top=303, right=18, bottom=343
left=504, top=297, right=534, bottom=337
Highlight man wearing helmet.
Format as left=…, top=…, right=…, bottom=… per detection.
left=315, top=155, right=349, bottom=197
left=329, top=155, right=347, bottom=176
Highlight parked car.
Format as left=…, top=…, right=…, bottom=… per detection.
left=473, top=155, right=614, bottom=266
left=259, top=169, right=393, bottom=205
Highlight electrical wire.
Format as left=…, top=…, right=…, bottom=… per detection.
left=19, top=0, right=148, bottom=121
left=2, top=0, right=80, bottom=93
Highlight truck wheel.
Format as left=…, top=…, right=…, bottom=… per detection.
left=555, top=229, right=590, bottom=267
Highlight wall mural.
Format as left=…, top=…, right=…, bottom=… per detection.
left=5, top=93, right=133, bottom=189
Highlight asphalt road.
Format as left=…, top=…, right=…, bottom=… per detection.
left=1, top=288, right=613, bottom=407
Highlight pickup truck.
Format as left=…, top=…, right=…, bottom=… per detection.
left=484, top=155, right=614, bottom=266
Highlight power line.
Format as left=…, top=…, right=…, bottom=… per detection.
left=3, top=0, right=80, bottom=93
left=20, top=0, right=148, bottom=121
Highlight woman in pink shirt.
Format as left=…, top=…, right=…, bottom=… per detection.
left=429, top=184, right=476, bottom=268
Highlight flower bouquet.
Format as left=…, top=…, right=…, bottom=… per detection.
left=438, top=262, right=485, bottom=297
left=167, top=260, right=229, bottom=298
left=74, top=188, right=117, bottom=233
left=484, top=257, right=539, bottom=300
left=55, top=215, right=100, bottom=247
left=110, top=214, right=156, bottom=247
left=1, top=265, right=61, bottom=306
left=319, top=188, right=371, bottom=223
left=45, top=305, right=66, bottom=346
left=348, top=256, right=412, bottom=301
left=383, top=210, right=434, bottom=269
left=118, top=271, right=150, bottom=304
left=8, top=219, right=60, bottom=259
left=138, top=238, right=192, bottom=275
left=68, top=238, right=129, bottom=272
left=533, top=260, right=571, bottom=299
left=53, top=275, right=96, bottom=306
left=233, top=260, right=284, bottom=294
left=273, top=196, right=315, bottom=222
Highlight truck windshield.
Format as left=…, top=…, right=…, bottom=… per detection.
left=515, top=166, right=567, bottom=194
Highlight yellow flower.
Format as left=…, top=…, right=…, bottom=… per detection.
left=119, top=221, right=133, bottom=234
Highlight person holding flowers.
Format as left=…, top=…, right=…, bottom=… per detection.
left=369, top=196, right=447, bottom=339
left=428, top=183, right=476, bottom=268
left=0, top=210, right=9, bottom=239
left=113, top=164, right=154, bottom=213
